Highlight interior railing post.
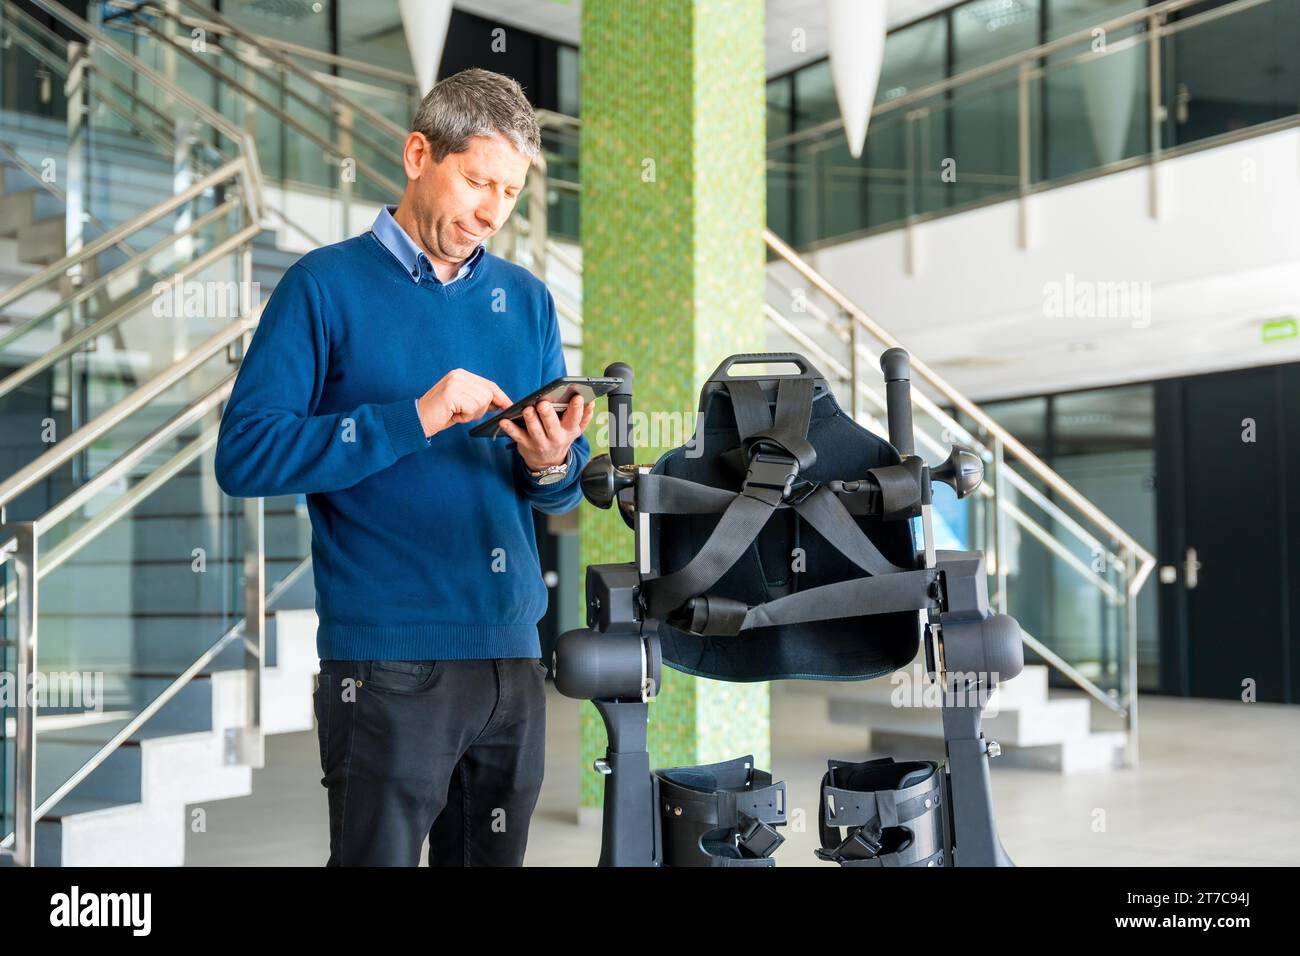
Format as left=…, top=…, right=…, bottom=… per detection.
left=1016, top=60, right=1031, bottom=248
left=846, top=309, right=860, bottom=423
left=1125, top=548, right=1140, bottom=768
left=336, top=102, right=353, bottom=241
left=66, top=39, right=91, bottom=489
left=527, top=156, right=548, bottom=277
left=992, top=437, right=1008, bottom=614
left=903, top=108, right=919, bottom=274
left=238, top=497, right=265, bottom=769
left=2, top=522, right=39, bottom=866
left=1147, top=11, right=1164, bottom=219
left=63, top=40, right=86, bottom=289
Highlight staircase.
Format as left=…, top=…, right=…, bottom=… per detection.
left=790, top=664, right=1127, bottom=775
left=24, top=604, right=317, bottom=866
left=1, top=0, right=1158, bottom=867
left=0, top=0, right=323, bottom=865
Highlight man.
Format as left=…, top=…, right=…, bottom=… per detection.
left=215, top=68, right=592, bottom=866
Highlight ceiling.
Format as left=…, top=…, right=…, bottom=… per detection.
left=447, top=0, right=958, bottom=75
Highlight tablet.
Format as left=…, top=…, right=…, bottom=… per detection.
left=469, top=375, right=623, bottom=438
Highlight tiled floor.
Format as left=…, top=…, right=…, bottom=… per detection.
left=185, top=680, right=1300, bottom=866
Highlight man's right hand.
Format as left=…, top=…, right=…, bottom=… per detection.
left=417, top=368, right=512, bottom=438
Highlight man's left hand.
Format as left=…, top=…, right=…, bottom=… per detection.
left=499, top=395, right=595, bottom=471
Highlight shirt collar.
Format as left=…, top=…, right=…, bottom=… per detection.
left=371, top=204, right=485, bottom=285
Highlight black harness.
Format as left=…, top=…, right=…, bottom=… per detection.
left=643, top=369, right=939, bottom=681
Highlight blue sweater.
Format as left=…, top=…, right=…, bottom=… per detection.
left=214, top=232, right=589, bottom=661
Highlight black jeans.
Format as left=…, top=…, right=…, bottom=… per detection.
left=313, top=658, right=547, bottom=866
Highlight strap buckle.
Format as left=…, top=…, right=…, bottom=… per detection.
left=815, top=826, right=883, bottom=864
left=745, top=451, right=800, bottom=496
left=784, top=477, right=820, bottom=506
left=737, top=817, right=785, bottom=858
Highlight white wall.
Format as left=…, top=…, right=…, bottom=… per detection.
left=794, top=127, right=1300, bottom=401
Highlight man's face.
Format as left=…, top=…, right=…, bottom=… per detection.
left=402, top=132, right=530, bottom=267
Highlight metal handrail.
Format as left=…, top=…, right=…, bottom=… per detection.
left=766, top=0, right=1263, bottom=152
left=0, top=198, right=241, bottom=354
left=0, top=373, right=235, bottom=612
left=0, top=2, right=223, bottom=169
left=39, top=375, right=234, bottom=538
left=764, top=225, right=1156, bottom=572
left=123, top=6, right=398, bottom=164
left=0, top=312, right=257, bottom=511
left=0, top=157, right=245, bottom=315
left=763, top=302, right=1125, bottom=602
left=170, top=0, right=408, bottom=144
left=0, top=222, right=261, bottom=403
left=118, top=11, right=402, bottom=200
left=108, top=0, right=584, bottom=133
left=764, top=302, right=1130, bottom=714
left=0, top=418, right=233, bottom=835
left=26, top=0, right=265, bottom=224
left=768, top=261, right=1129, bottom=575
left=103, top=0, right=421, bottom=88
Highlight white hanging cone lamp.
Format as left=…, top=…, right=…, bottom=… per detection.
left=400, top=0, right=454, bottom=96
left=826, top=0, right=888, bottom=158
left=1081, top=51, right=1140, bottom=166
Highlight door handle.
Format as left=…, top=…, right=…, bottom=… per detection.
left=1184, top=546, right=1201, bottom=589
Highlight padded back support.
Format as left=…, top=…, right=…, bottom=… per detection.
left=649, top=380, right=921, bottom=682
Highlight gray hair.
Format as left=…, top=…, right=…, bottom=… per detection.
left=411, top=68, right=541, bottom=164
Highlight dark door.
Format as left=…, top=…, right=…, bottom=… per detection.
left=1157, top=365, right=1295, bottom=702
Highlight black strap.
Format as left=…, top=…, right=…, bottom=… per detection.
left=791, top=485, right=909, bottom=576
left=643, top=379, right=815, bottom=618
left=816, top=759, right=943, bottom=866
left=724, top=379, right=773, bottom=442
left=636, top=474, right=736, bottom=514
left=643, top=485, right=785, bottom=619
left=745, top=377, right=817, bottom=469
left=638, top=472, right=884, bottom=517
left=683, top=568, right=938, bottom=635
left=867, top=462, right=922, bottom=520
left=643, top=375, right=922, bottom=628
left=656, top=756, right=787, bottom=860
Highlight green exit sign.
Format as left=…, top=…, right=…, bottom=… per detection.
left=1261, top=317, right=1298, bottom=344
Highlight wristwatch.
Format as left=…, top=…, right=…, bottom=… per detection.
left=529, top=453, right=571, bottom=485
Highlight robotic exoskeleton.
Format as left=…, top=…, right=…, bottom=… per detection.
left=554, top=350, right=1022, bottom=867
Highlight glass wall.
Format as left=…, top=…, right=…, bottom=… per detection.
left=767, top=0, right=1300, bottom=250
left=1041, top=0, right=1148, bottom=183
left=1050, top=386, right=1157, bottom=690
left=955, top=383, right=1159, bottom=690
left=222, top=0, right=332, bottom=51
left=1164, top=0, right=1300, bottom=146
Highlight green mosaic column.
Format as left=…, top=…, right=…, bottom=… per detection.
left=577, top=0, right=768, bottom=817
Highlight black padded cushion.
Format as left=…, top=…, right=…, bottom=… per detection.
left=650, top=381, right=921, bottom=682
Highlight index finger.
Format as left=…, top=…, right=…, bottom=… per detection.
left=489, top=383, right=512, bottom=409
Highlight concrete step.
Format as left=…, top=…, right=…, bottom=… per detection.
left=808, top=663, right=1125, bottom=774
left=15, top=215, right=64, bottom=266
left=0, top=188, right=62, bottom=237
left=24, top=606, right=319, bottom=865
left=35, top=796, right=186, bottom=866
left=790, top=662, right=1052, bottom=712
left=870, top=728, right=1128, bottom=774
left=825, top=692, right=1094, bottom=748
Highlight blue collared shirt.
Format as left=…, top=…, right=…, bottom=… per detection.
left=371, top=204, right=485, bottom=285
